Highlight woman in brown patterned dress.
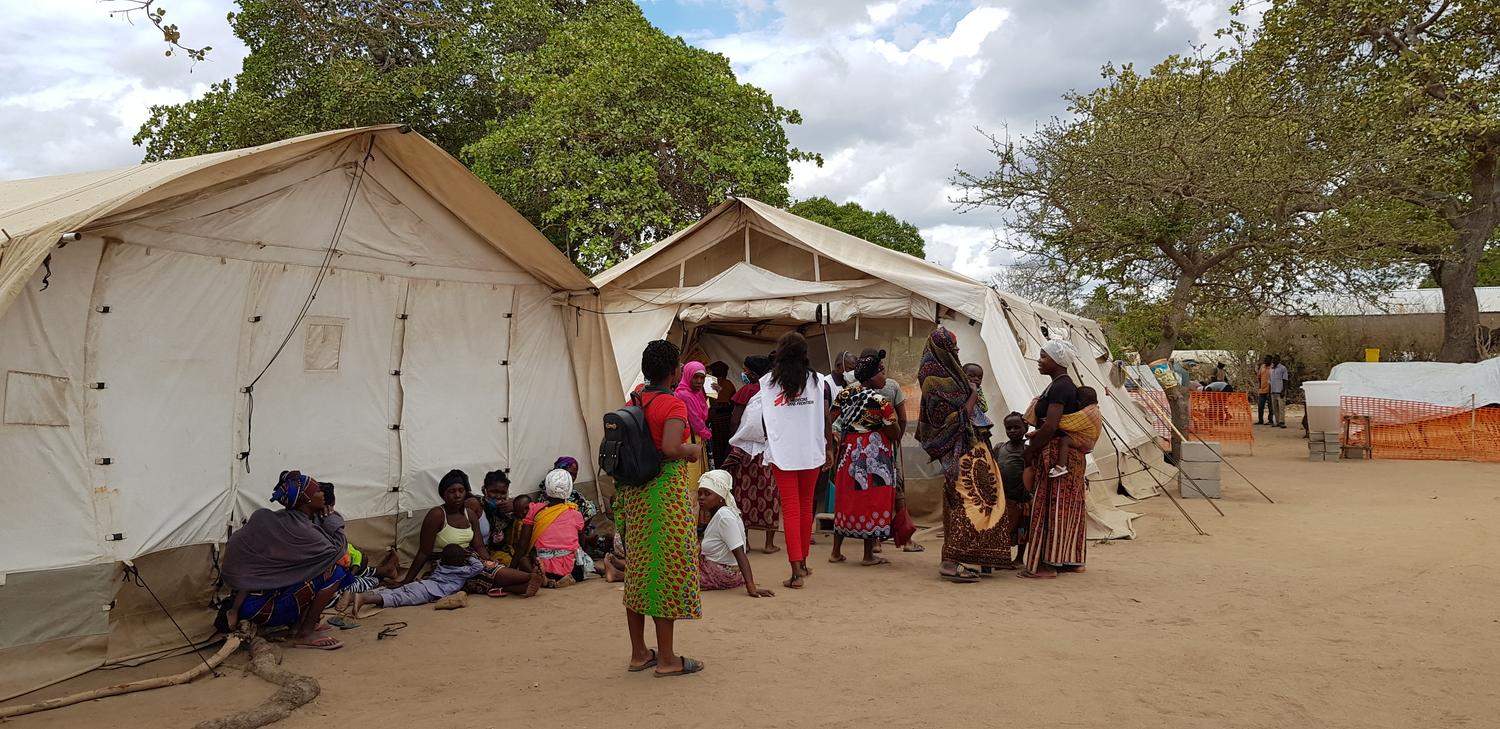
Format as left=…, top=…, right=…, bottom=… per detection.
left=916, top=327, right=1013, bottom=583
left=723, top=355, right=781, bottom=553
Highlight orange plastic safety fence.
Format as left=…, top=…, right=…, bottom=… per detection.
left=1128, top=390, right=1171, bottom=439
left=1127, top=390, right=1255, bottom=444
left=1190, top=391, right=1256, bottom=444
left=1340, top=396, right=1500, bottom=463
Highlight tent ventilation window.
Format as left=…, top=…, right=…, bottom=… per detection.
left=3, top=370, right=70, bottom=427
left=303, top=318, right=346, bottom=372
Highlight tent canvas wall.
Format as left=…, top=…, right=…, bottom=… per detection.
left=586, top=197, right=1164, bottom=543
left=0, top=127, right=618, bottom=700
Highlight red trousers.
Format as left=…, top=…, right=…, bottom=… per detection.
left=773, top=466, right=819, bottom=563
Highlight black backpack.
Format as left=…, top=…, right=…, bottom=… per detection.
left=599, top=387, right=671, bottom=488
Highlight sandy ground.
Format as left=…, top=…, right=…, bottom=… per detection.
left=8, top=424, right=1500, bottom=729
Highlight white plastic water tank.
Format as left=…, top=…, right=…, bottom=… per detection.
left=1303, top=380, right=1342, bottom=433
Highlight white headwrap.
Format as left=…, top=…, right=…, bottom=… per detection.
left=1041, top=339, right=1077, bottom=368
left=543, top=468, right=573, bottom=500
left=698, top=469, right=738, bottom=517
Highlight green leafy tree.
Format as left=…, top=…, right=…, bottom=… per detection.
left=957, top=55, right=1389, bottom=360
left=133, top=0, right=813, bottom=272
left=786, top=197, right=926, bottom=258
left=463, top=3, right=815, bottom=272
left=1246, top=0, right=1500, bottom=362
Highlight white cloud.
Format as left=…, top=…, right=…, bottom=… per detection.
left=2, top=0, right=1245, bottom=285
left=0, top=0, right=245, bottom=179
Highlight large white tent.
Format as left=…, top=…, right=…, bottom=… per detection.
left=588, top=197, right=1164, bottom=541
left=0, top=126, right=619, bottom=700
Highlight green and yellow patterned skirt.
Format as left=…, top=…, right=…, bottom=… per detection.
left=619, top=459, right=701, bottom=620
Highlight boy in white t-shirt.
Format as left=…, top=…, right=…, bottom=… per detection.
left=697, top=471, right=775, bottom=597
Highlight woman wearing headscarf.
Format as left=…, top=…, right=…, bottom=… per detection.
left=518, top=469, right=589, bottom=586
left=222, top=471, right=354, bottom=649
left=917, top=327, right=1013, bottom=584
left=696, top=470, right=775, bottom=597
left=550, top=456, right=600, bottom=522
left=723, top=354, right=780, bottom=554
left=401, top=469, right=491, bottom=585
left=828, top=351, right=900, bottom=567
left=1021, top=339, right=1089, bottom=579
left=675, top=360, right=713, bottom=485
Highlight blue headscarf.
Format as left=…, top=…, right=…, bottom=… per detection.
left=271, top=470, right=316, bottom=509
left=553, top=456, right=579, bottom=471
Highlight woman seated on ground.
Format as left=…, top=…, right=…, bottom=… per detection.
left=551, top=456, right=601, bottom=527
left=697, top=470, right=775, bottom=598
left=222, top=471, right=353, bottom=650
left=402, top=469, right=491, bottom=584
left=516, top=469, right=592, bottom=588
left=344, top=544, right=483, bottom=615
left=474, top=470, right=517, bottom=567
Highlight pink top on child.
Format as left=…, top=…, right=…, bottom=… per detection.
left=524, top=501, right=585, bottom=577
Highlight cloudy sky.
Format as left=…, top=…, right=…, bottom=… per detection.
left=0, top=0, right=1238, bottom=279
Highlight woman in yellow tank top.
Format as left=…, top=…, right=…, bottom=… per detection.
left=400, top=469, right=491, bottom=584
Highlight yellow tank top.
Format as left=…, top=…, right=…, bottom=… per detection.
left=434, top=520, right=473, bottom=551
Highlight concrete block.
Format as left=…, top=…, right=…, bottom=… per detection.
left=1341, top=446, right=1367, bottom=460
left=1310, top=431, right=1327, bottom=443
left=1179, top=459, right=1222, bottom=481
left=1179, top=475, right=1221, bottom=498
left=1308, top=452, right=1326, bottom=462
left=1180, top=441, right=1223, bottom=462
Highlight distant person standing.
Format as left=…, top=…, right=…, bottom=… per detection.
left=1269, top=356, right=1289, bottom=428
left=1211, top=362, right=1229, bottom=384
left=1256, top=356, right=1273, bottom=425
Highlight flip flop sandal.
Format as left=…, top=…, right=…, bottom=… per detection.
left=628, top=649, right=659, bottom=673
left=326, top=616, right=359, bottom=630
left=939, top=571, right=980, bottom=583
left=654, top=657, right=704, bottom=678
left=487, top=588, right=509, bottom=598
left=376, top=621, right=408, bottom=640
left=291, top=636, right=343, bottom=651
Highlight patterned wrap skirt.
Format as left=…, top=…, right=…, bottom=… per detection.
left=698, top=554, right=746, bottom=591
left=1025, top=438, right=1088, bottom=570
left=941, top=442, right=1014, bottom=567
left=724, top=446, right=780, bottom=531
left=238, top=564, right=353, bottom=628
left=618, top=459, right=702, bottom=620
left=833, top=431, right=896, bottom=540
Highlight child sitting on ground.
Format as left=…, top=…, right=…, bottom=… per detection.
left=697, top=470, right=775, bottom=597
left=963, top=363, right=995, bottom=447
left=1029, top=385, right=1104, bottom=478
left=321, top=482, right=400, bottom=595
left=343, top=544, right=481, bottom=615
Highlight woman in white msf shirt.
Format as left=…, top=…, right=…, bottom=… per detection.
left=760, top=331, right=833, bottom=589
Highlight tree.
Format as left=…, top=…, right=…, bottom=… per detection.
left=463, top=2, right=815, bottom=272
left=133, top=0, right=813, bottom=272
left=786, top=197, right=926, bottom=258
left=957, top=55, right=1383, bottom=360
left=1246, top=0, right=1500, bottom=362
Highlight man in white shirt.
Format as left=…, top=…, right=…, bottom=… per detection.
left=1269, top=355, right=1289, bottom=428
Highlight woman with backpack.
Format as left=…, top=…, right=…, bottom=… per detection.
left=618, top=339, right=705, bottom=677
left=761, top=331, right=834, bottom=590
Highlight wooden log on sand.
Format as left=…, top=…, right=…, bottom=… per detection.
left=0, top=636, right=241, bottom=720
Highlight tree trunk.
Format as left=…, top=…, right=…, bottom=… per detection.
left=1433, top=257, right=1481, bottom=362
left=1434, top=152, right=1498, bottom=363
left=1145, top=272, right=1197, bottom=362
left=1148, top=271, right=1197, bottom=463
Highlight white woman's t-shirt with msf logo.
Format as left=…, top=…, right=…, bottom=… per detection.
left=759, top=371, right=830, bottom=471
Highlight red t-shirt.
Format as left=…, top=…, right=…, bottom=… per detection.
left=631, top=385, right=689, bottom=450
left=731, top=381, right=761, bottom=406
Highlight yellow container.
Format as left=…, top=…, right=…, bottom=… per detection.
left=1364, top=348, right=1380, bottom=362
